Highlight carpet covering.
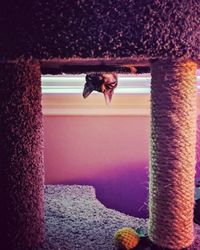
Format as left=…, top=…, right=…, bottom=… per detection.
left=34, top=185, right=200, bottom=250
left=1, top=2, right=200, bottom=60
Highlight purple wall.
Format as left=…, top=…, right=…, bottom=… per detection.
left=43, top=114, right=200, bottom=218
left=44, top=116, right=149, bottom=218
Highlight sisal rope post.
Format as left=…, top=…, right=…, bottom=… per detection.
left=0, top=60, right=44, bottom=249
left=148, top=59, right=197, bottom=249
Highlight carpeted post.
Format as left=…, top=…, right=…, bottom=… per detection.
left=0, top=60, right=44, bottom=249
left=148, top=59, right=197, bottom=249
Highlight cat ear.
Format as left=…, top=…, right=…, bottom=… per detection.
left=82, top=84, right=94, bottom=98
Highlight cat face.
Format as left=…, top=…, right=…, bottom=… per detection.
left=83, top=72, right=117, bottom=103
left=101, top=73, right=117, bottom=103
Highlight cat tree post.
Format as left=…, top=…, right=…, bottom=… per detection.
left=0, top=60, right=44, bottom=249
left=148, top=59, right=197, bottom=249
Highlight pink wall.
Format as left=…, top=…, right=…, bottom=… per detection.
left=43, top=114, right=200, bottom=218
left=44, top=116, right=150, bottom=218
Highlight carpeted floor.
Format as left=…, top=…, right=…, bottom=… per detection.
left=34, top=185, right=200, bottom=250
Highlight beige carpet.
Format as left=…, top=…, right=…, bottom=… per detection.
left=34, top=185, right=200, bottom=250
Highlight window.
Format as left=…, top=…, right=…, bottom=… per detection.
left=42, top=73, right=200, bottom=116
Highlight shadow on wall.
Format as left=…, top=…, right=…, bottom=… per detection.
left=52, top=163, right=149, bottom=219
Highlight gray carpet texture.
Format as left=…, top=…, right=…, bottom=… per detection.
left=34, top=185, right=200, bottom=250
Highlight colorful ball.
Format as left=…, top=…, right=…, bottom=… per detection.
left=114, top=227, right=140, bottom=250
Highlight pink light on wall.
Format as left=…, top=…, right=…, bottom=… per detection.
left=44, top=115, right=150, bottom=217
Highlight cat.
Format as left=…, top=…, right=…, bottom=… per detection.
left=83, top=72, right=118, bottom=104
